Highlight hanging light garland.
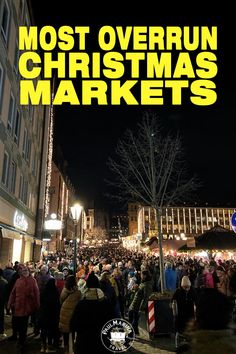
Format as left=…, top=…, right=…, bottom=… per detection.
left=44, top=93, right=54, bottom=218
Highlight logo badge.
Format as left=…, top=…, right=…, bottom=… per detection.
left=101, top=318, right=135, bottom=352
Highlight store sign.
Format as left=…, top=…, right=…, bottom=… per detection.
left=13, top=210, right=28, bottom=231
left=44, top=218, right=62, bottom=230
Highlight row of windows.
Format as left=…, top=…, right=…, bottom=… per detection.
left=1, top=0, right=29, bottom=46
left=1, top=0, right=10, bottom=45
left=5, top=88, right=41, bottom=166
left=0, top=1, right=41, bottom=153
left=1, top=150, right=36, bottom=211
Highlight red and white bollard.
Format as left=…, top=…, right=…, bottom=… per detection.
left=148, top=300, right=156, bottom=334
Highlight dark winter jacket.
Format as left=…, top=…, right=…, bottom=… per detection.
left=39, top=278, right=60, bottom=330
left=129, top=279, right=153, bottom=312
left=71, top=289, right=113, bottom=354
left=172, top=287, right=196, bottom=333
left=0, top=276, right=8, bottom=307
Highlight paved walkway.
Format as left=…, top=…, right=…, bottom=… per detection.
left=0, top=315, right=177, bottom=354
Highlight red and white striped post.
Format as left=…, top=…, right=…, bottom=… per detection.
left=148, top=300, right=155, bottom=334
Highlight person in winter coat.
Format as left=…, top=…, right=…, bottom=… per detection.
left=203, top=265, right=214, bottom=288
left=5, top=263, right=21, bottom=321
left=59, top=275, right=82, bottom=354
left=165, top=262, right=177, bottom=292
left=176, top=262, right=186, bottom=288
left=35, top=265, right=52, bottom=295
left=34, top=264, right=52, bottom=336
left=39, top=278, right=61, bottom=353
left=100, top=271, right=117, bottom=317
left=7, top=265, right=40, bottom=351
left=128, top=270, right=153, bottom=335
left=54, top=271, right=65, bottom=295
left=0, top=268, right=8, bottom=340
left=216, top=266, right=229, bottom=295
left=71, top=271, right=113, bottom=354
left=172, top=275, right=197, bottom=334
left=2, top=262, right=15, bottom=315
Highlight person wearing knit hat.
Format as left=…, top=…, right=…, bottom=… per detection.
left=181, top=276, right=191, bottom=289
left=172, top=275, right=197, bottom=334
left=86, top=271, right=100, bottom=289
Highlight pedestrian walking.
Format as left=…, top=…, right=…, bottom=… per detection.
left=59, top=275, right=82, bottom=354
left=39, top=277, right=61, bottom=353
left=128, top=270, right=153, bottom=335
left=0, top=268, right=8, bottom=340
left=7, top=265, right=40, bottom=352
left=172, top=276, right=196, bottom=335
left=71, top=271, right=113, bottom=354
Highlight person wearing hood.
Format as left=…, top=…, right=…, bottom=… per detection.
left=71, top=271, right=113, bottom=354
left=59, top=275, right=82, bottom=354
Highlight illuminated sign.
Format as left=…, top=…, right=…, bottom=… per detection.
left=13, top=210, right=28, bottom=231
left=44, top=214, right=62, bottom=230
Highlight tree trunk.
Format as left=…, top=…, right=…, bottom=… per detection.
left=156, top=207, right=166, bottom=293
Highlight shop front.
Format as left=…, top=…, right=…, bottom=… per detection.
left=0, top=199, right=40, bottom=265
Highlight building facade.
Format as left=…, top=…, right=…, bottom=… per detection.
left=128, top=203, right=236, bottom=243
left=0, top=0, right=49, bottom=265
left=45, top=161, right=75, bottom=252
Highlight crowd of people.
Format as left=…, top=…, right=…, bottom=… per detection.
left=1, top=244, right=236, bottom=353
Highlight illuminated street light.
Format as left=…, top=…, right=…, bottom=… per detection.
left=70, top=203, right=83, bottom=275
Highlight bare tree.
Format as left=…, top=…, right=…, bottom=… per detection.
left=107, top=110, right=198, bottom=293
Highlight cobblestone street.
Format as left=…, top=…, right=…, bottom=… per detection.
left=0, top=315, right=176, bottom=354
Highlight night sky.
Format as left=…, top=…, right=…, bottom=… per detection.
left=30, top=2, right=236, bottom=210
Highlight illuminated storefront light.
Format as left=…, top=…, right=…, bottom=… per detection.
left=44, top=213, right=62, bottom=230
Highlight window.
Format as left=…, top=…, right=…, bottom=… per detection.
left=1, top=151, right=9, bottom=186
left=19, top=174, right=23, bottom=199
left=23, top=179, right=28, bottom=205
left=31, top=152, right=36, bottom=176
left=7, top=93, right=15, bottom=133
left=22, top=128, right=31, bottom=163
left=13, top=41, right=19, bottom=75
left=1, top=0, right=10, bottom=43
left=9, top=161, right=16, bottom=194
left=22, top=128, right=27, bottom=158
left=19, top=174, right=28, bottom=205
left=14, top=109, right=21, bottom=145
left=24, top=11, right=29, bottom=27
left=26, top=138, right=31, bottom=163
left=0, top=62, right=4, bottom=110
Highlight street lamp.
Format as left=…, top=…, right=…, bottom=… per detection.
left=70, top=203, right=83, bottom=275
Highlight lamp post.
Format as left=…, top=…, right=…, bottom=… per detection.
left=70, top=203, right=83, bottom=275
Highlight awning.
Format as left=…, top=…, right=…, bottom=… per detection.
left=0, top=227, right=21, bottom=240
